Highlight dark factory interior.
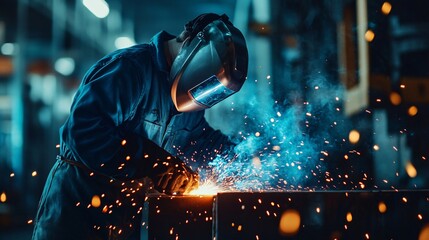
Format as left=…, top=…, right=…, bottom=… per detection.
left=1, top=0, right=429, bottom=239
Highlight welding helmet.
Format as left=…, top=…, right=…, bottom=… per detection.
left=170, top=13, right=248, bottom=112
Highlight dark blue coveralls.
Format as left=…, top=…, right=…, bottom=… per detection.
left=32, top=31, right=232, bottom=240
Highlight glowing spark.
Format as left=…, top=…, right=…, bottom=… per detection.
left=316, top=207, right=320, bottom=213
left=255, top=132, right=261, bottom=137
left=402, top=197, right=408, bottom=203
left=406, top=161, right=417, bottom=178
left=187, top=181, right=223, bottom=196
left=420, top=224, right=429, bottom=240
left=378, top=201, right=387, bottom=213
left=27, top=219, right=33, bottom=224
left=373, top=145, right=380, bottom=151
left=418, top=214, right=423, bottom=220
left=91, top=195, right=101, bottom=208
left=408, top=106, right=418, bottom=116
left=279, top=209, right=300, bottom=236
left=237, top=225, right=242, bottom=231
left=348, top=130, right=360, bottom=144
left=389, top=92, right=401, bottom=105
left=121, top=139, right=127, bottom=146
left=346, top=212, right=353, bottom=222
left=31, top=171, right=38, bottom=177
left=365, top=30, right=375, bottom=42
left=0, top=192, right=6, bottom=202
left=381, top=2, right=392, bottom=15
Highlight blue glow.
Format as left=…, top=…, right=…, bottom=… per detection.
left=199, top=76, right=345, bottom=192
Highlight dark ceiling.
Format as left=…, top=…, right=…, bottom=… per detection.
left=0, top=0, right=238, bottom=54
left=130, top=0, right=236, bottom=42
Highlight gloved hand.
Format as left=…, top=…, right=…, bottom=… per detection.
left=149, top=157, right=199, bottom=195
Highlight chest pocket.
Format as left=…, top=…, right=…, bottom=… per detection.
left=138, top=109, right=163, bottom=145
left=166, top=114, right=201, bottom=155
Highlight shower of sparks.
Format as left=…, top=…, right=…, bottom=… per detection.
left=5, top=5, right=429, bottom=240
left=193, top=77, right=349, bottom=192
left=187, top=180, right=224, bottom=196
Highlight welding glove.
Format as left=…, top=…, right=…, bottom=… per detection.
left=149, top=157, right=199, bottom=195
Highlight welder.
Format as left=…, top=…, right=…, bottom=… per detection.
left=32, top=13, right=248, bottom=240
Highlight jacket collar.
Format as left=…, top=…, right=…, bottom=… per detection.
left=150, top=31, right=175, bottom=73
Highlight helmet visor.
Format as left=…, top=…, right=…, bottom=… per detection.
left=188, top=75, right=235, bottom=107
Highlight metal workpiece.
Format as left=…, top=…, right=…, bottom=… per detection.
left=141, top=194, right=215, bottom=240
left=143, top=190, right=429, bottom=240
left=214, top=191, right=429, bottom=239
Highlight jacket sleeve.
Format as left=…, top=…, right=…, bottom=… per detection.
left=63, top=56, right=173, bottom=180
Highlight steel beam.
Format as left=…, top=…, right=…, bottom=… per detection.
left=142, top=190, right=429, bottom=240
left=141, top=195, right=214, bottom=240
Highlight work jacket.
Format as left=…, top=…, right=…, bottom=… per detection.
left=32, top=31, right=232, bottom=240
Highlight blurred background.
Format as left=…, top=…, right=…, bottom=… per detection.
left=0, top=0, right=429, bottom=238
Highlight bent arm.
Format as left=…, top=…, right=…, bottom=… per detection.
left=63, top=56, right=173, bottom=180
